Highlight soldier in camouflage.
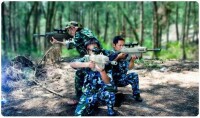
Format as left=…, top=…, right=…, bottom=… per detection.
left=50, top=21, right=102, bottom=105
left=70, top=39, right=116, bottom=116
left=51, top=21, right=101, bottom=56
left=110, top=36, right=143, bottom=102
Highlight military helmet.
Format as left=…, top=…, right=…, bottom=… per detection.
left=65, top=21, right=82, bottom=29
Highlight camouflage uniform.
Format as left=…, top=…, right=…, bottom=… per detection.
left=73, top=28, right=101, bottom=57
left=74, top=57, right=116, bottom=116
left=70, top=28, right=102, bottom=100
left=74, top=49, right=113, bottom=100
left=111, top=50, right=140, bottom=96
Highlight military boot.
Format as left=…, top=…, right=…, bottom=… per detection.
left=133, top=93, right=143, bottom=102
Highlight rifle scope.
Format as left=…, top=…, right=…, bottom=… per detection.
left=124, top=43, right=139, bottom=47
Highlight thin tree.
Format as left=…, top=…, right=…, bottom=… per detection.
left=185, top=2, right=191, bottom=41
left=140, top=1, right=144, bottom=45
left=192, top=2, right=198, bottom=43
left=117, top=3, right=139, bottom=42
left=104, top=11, right=109, bottom=42
left=175, top=3, right=180, bottom=41
left=96, top=10, right=100, bottom=37
left=181, top=2, right=188, bottom=60
left=117, top=4, right=121, bottom=35
left=152, top=2, right=159, bottom=59
left=122, top=2, right=127, bottom=38
left=8, top=2, right=13, bottom=52
left=32, top=2, right=40, bottom=52
left=2, top=2, right=7, bottom=55
left=12, top=2, right=17, bottom=52
left=45, top=2, right=56, bottom=49
left=25, top=2, right=35, bottom=53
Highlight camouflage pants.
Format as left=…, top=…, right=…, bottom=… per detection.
left=115, top=72, right=140, bottom=95
left=74, top=69, right=86, bottom=100
left=75, top=87, right=115, bottom=116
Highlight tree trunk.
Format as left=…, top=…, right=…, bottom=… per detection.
left=104, top=11, right=109, bottom=42
left=58, top=4, right=65, bottom=54
left=133, top=3, right=138, bottom=30
left=181, top=2, right=188, bottom=60
left=12, top=2, right=17, bottom=52
left=25, top=2, right=35, bottom=53
left=140, top=2, right=144, bottom=45
left=152, top=2, right=159, bottom=59
left=8, top=2, right=13, bottom=52
left=117, top=4, right=121, bottom=35
left=81, top=3, right=85, bottom=27
left=32, top=2, right=39, bottom=52
left=175, top=3, right=180, bottom=41
left=122, top=2, right=127, bottom=38
left=89, top=8, right=92, bottom=30
left=159, top=24, right=162, bottom=48
left=122, top=17, right=126, bottom=38
left=117, top=3, right=139, bottom=42
left=59, top=4, right=64, bottom=28
left=39, top=3, right=45, bottom=52
left=186, top=2, right=191, bottom=41
left=2, top=2, right=7, bottom=56
left=68, top=3, right=71, bottom=21
left=17, top=25, right=21, bottom=49
left=38, top=16, right=42, bottom=53
left=96, top=11, right=100, bottom=37
left=192, top=2, right=198, bottom=43
left=45, top=2, right=56, bottom=50
left=166, top=17, right=170, bottom=49
left=16, top=3, right=20, bottom=52
left=52, top=5, right=57, bottom=29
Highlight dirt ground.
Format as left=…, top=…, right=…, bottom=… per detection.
left=1, top=59, right=199, bottom=116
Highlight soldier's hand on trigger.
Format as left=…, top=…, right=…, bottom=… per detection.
left=50, top=37, right=58, bottom=44
left=86, top=61, right=95, bottom=69
left=131, top=55, right=138, bottom=61
left=95, top=64, right=105, bottom=72
left=117, top=53, right=127, bottom=59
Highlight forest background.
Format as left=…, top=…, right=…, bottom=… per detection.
left=1, top=1, right=199, bottom=116
left=1, top=1, right=199, bottom=63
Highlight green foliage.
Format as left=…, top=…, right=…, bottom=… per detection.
left=135, top=58, right=161, bottom=69
left=61, top=48, right=79, bottom=57
left=185, top=42, right=199, bottom=60
left=159, top=41, right=182, bottom=60
left=158, top=41, right=198, bottom=61
left=99, top=38, right=113, bottom=50
left=2, top=1, right=199, bottom=61
left=143, top=38, right=153, bottom=48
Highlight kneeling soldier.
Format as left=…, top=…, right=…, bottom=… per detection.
left=70, top=39, right=116, bottom=116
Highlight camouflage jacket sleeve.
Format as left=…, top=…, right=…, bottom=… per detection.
left=73, top=28, right=101, bottom=56
left=71, top=57, right=86, bottom=63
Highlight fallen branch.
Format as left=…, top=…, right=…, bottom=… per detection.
left=31, top=46, right=64, bottom=98
left=32, top=78, right=64, bottom=98
left=38, top=46, right=55, bottom=66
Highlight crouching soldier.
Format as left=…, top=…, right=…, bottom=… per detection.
left=110, top=36, right=143, bottom=102
left=70, top=39, right=116, bottom=116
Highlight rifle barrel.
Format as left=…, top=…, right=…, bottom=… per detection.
left=147, top=48, right=161, bottom=51
left=33, top=34, right=46, bottom=37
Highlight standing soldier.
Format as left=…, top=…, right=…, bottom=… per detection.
left=50, top=21, right=102, bottom=105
